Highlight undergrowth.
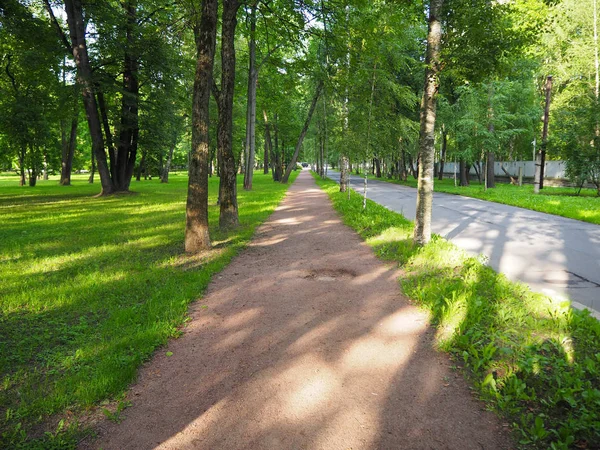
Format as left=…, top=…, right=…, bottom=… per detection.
left=0, top=171, right=297, bottom=448
left=315, top=174, right=600, bottom=449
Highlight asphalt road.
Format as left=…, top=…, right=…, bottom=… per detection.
left=327, top=171, right=600, bottom=318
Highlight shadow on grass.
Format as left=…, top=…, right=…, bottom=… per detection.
left=0, top=172, right=296, bottom=447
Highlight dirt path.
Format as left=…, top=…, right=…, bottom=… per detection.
left=88, top=171, right=512, bottom=450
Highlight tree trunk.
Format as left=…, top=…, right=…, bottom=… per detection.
left=340, top=155, right=349, bottom=192
left=438, top=127, right=447, bottom=180
left=459, top=160, right=469, bottom=186
left=161, top=144, right=175, bottom=183
left=535, top=75, right=552, bottom=193
left=486, top=151, right=495, bottom=188
left=29, top=166, right=37, bottom=187
left=272, top=113, right=282, bottom=181
left=501, top=165, right=517, bottom=185
left=243, top=2, right=258, bottom=190
left=216, top=0, right=240, bottom=228
left=263, top=110, right=274, bottom=176
left=64, top=0, right=113, bottom=194
left=375, top=158, right=381, bottom=178
left=60, top=107, right=78, bottom=186
left=136, top=150, right=146, bottom=181
left=282, top=81, right=324, bottom=183
left=185, top=0, right=218, bottom=252
left=89, top=147, right=95, bottom=183
left=19, top=147, right=26, bottom=186
left=263, top=120, right=269, bottom=174
left=413, top=0, right=443, bottom=245
left=486, top=84, right=496, bottom=189
left=97, top=91, right=117, bottom=181
left=115, top=0, right=139, bottom=192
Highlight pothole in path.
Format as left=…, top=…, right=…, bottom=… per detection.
left=303, top=268, right=357, bottom=282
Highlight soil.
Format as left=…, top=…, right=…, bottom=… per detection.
left=86, top=171, right=512, bottom=449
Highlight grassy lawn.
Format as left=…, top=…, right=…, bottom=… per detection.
left=0, top=171, right=297, bottom=447
left=315, top=174, right=600, bottom=449
left=362, top=173, right=600, bottom=225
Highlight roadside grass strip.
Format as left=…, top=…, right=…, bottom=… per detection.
left=364, top=174, right=600, bottom=226
left=0, top=171, right=297, bottom=448
left=315, top=174, right=600, bottom=450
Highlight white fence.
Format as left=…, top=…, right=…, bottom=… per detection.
left=442, top=160, right=567, bottom=179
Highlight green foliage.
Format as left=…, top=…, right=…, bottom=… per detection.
left=316, top=174, right=600, bottom=449
left=0, top=171, right=297, bottom=447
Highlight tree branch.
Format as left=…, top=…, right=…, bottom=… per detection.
left=5, top=55, right=18, bottom=92
left=42, top=0, right=72, bottom=53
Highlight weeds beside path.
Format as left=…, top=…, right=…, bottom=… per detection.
left=316, top=174, right=600, bottom=449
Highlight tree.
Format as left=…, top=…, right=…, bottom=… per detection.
left=214, top=0, right=242, bottom=228
left=185, top=0, right=218, bottom=252
left=281, top=81, right=323, bottom=183
left=414, top=0, right=443, bottom=246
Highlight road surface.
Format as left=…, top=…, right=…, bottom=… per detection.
left=328, top=171, right=600, bottom=318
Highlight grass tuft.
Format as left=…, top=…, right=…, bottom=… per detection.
left=315, top=173, right=600, bottom=450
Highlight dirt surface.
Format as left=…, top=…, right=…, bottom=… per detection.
left=87, top=171, right=512, bottom=450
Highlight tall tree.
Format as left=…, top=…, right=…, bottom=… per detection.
left=63, top=0, right=113, bottom=194
left=185, top=0, right=218, bottom=252
left=414, top=0, right=443, bottom=246
left=282, top=81, right=323, bottom=183
left=214, top=0, right=241, bottom=228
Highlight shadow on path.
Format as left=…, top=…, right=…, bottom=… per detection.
left=89, top=172, right=511, bottom=450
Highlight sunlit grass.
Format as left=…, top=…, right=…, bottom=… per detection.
left=366, top=173, right=600, bottom=225
left=316, top=173, right=600, bottom=449
left=0, top=170, right=298, bottom=447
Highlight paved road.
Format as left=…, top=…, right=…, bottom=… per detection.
left=328, top=171, right=600, bottom=317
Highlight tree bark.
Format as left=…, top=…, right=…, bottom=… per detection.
left=339, top=155, right=349, bottom=192
left=185, top=0, right=218, bottom=252
left=282, top=81, right=323, bottom=183
left=414, top=0, right=443, bottom=245
left=459, top=160, right=469, bottom=186
left=243, top=2, right=258, bottom=190
left=19, top=147, right=26, bottom=186
left=161, top=144, right=175, bottom=183
left=486, top=84, right=496, bottom=188
left=60, top=90, right=78, bottom=185
left=136, top=150, right=146, bottom=181
left=64, top=0, right=113, bottom=194
left=438, top=127, right=447, bottom=180
left=535, top=75, right=552, bottom=193
left=486, top=151, right=495, bottom=188
left=115, top=0, right=139, bottom=191
left=215, top=0, right=240, bottom=228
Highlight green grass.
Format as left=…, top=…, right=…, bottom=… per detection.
left=315, top=174, right=600, bottom=449
left=362, top=173, right=600, bottom=225
left=0, top=170, right=297, bottom=448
